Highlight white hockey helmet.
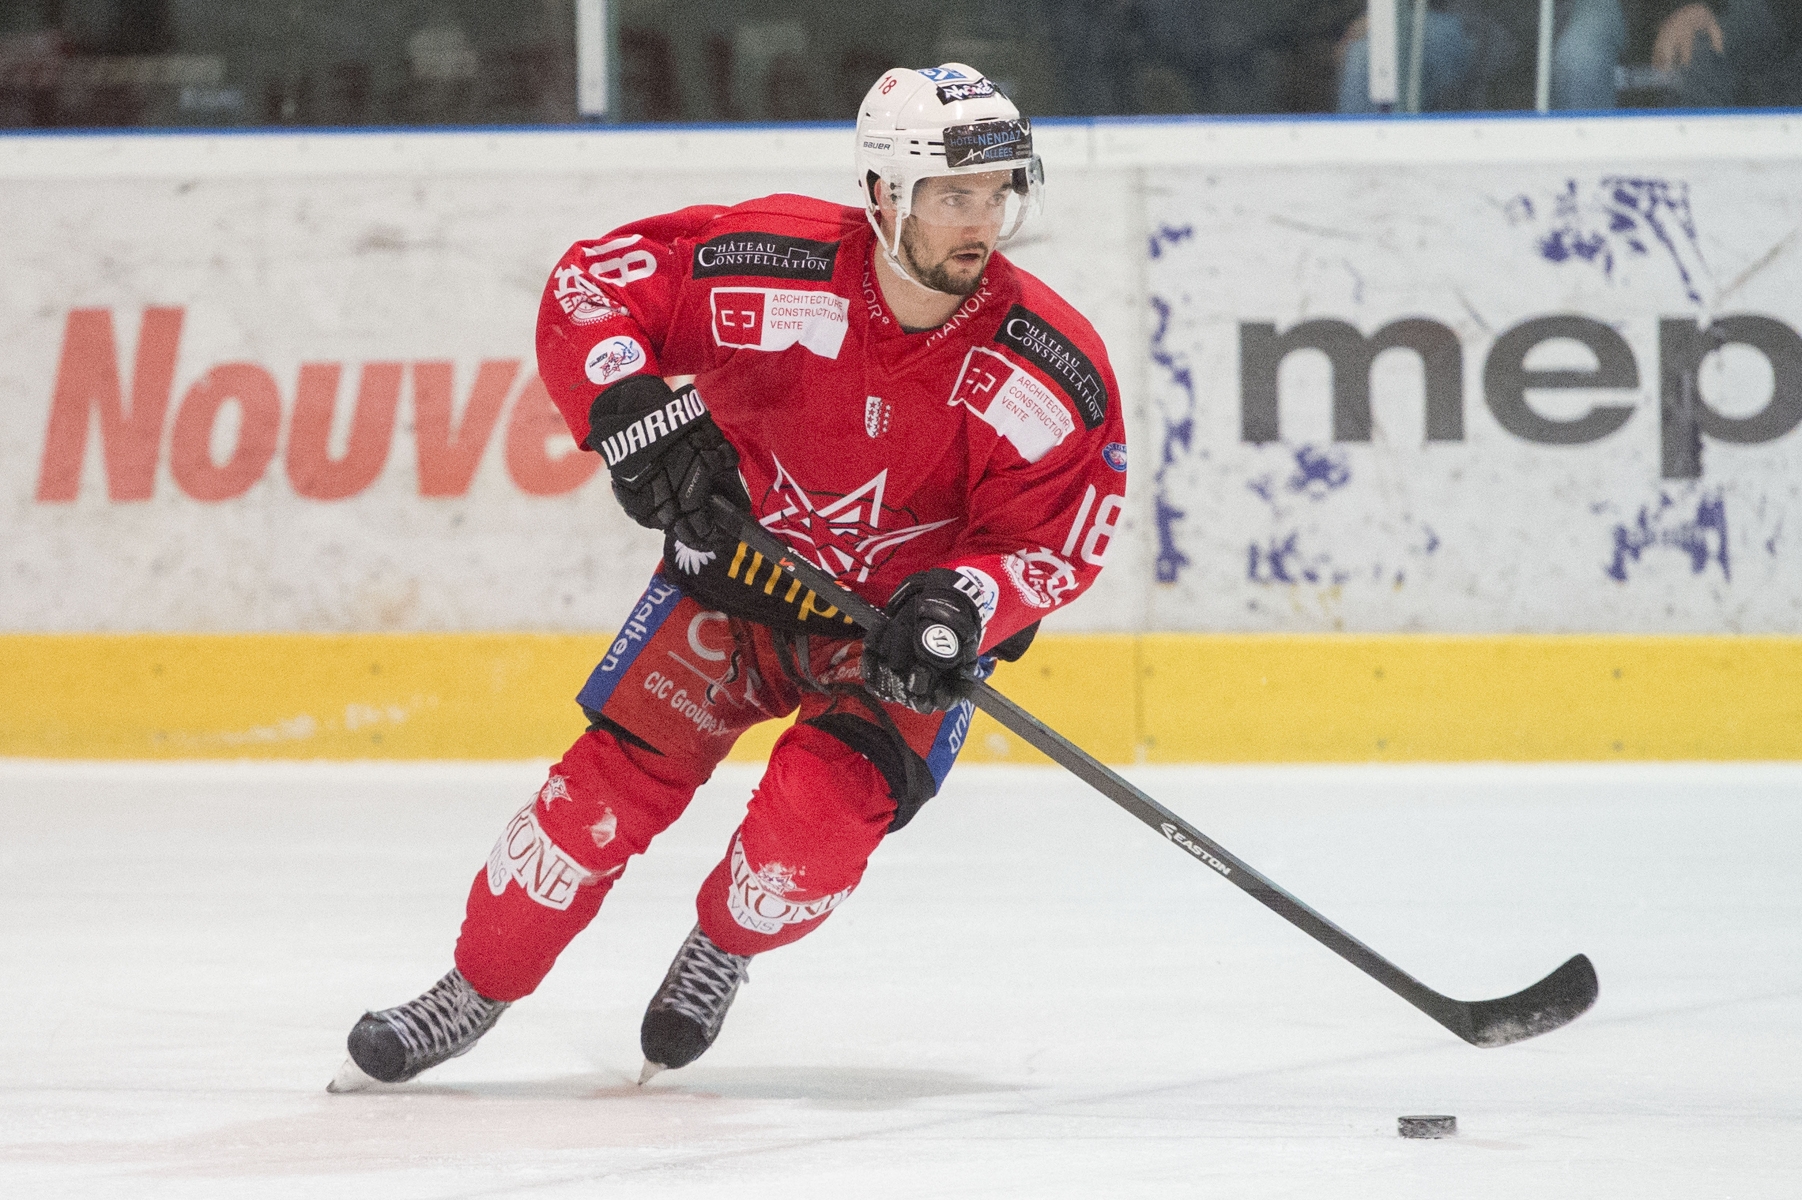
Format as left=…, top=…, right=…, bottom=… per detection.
left=855, top=64, right=1045, bottom=284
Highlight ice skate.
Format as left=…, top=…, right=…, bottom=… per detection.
left=638, top=924, right=751, bottom=1082
left=326, top=968, right=510, bottom=1092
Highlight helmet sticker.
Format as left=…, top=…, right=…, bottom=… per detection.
left=943, top=118, right=1034, bottom=168
left=916, top=66, right=968, bottom=81
left=936, top=78, right=997, bottom=104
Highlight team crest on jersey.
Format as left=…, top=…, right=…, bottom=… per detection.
left=757, top=455, right=955, bottom=584
left=864, top=396, right=891, bottom=438
left=1103, top=442, right=1128, bottom=472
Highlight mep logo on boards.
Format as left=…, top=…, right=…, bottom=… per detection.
left=1237, top=311, right=1802, bottom=479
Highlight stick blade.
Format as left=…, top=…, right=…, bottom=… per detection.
left=1451, top=953, right=1598, bottom=1047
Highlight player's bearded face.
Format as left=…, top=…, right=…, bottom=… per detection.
left=894, top=172, right=1013, bottom=296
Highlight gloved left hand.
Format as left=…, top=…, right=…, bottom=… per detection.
left=862, top=568, right=983, bottom=713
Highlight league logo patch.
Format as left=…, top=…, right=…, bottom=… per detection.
left=1103, top=442, right=1128, bottom=472
left=994, top=304, right=1108, bottom=430
left=585, top=335, right=646, bottom=386
left=953, top=566, right=1000, bottom=626
left=693, top=232, right=840, bottom=282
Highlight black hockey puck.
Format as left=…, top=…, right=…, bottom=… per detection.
left=1398, top=1115, right=1456, bottom=1139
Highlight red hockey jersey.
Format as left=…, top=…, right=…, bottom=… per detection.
left=535, top=193, right=1127, bottom=654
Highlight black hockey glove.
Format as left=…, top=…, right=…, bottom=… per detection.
left=587, top=375, right=748, bottom=548
left=862, top=568, right=983, bottom=714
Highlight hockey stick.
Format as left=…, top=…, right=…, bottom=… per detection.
left=713, top=497, right=1598, bottom=1047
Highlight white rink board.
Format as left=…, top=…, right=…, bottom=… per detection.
left=0, top=125, right=1147, bottom=633
left=3, top=115, right=1800, bottom=634
left=0, top=759, right=1798, bottom=1198
left=1145, top=155, right=1802, bottom=632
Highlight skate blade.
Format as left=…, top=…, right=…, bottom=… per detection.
left=637, top=1060, right=666, bottom=1085
left=326, top=1058, right=382, bottom=1093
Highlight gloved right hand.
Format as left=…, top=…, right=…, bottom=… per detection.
left=586, top=376, right=748, bottom=548
left=862, top=568, right=984, bottom=714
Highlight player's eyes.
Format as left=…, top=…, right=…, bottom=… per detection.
left=932, top=192, right=1005, bottom=209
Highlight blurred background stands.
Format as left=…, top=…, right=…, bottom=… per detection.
left=0, top=0, right=577, bottom=128
left=0, top=0, right=1796, bottom=131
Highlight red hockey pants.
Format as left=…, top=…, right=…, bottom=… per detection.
left=454, top=572, right=975, bottom=1002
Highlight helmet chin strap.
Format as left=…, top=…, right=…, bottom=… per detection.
left=863, top=206, right=963, bottom=297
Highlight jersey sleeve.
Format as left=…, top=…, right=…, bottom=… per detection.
left=534, top=205, right=727, bottom=446
left=941, top=313, right=1129, bottom=654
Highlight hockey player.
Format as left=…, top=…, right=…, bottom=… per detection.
left=330, top=64, right=1127, bottom=1091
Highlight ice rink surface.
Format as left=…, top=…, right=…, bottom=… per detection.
left=1, top=758, right=1798, bottom=1199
